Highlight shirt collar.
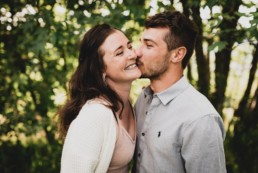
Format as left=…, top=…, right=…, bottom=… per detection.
left=144, top=76, right=190, bottom=105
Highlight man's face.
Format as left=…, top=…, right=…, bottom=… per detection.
left=136, top=27, right=171, bottom=80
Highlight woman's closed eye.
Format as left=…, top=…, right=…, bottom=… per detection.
left=116, top=50, right=124, bottom=56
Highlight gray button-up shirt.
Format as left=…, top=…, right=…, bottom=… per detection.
left=134, top=76, right=226, bottom=173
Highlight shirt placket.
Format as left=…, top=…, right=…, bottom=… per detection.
left=138, top=95, right=160, bottom=165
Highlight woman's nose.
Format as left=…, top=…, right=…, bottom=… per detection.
left=135, top=47, right=142, bottom=57
left=128, top=49, right=137, bottom=59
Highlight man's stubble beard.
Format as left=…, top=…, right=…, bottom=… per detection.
left=140, top=54, right=170, bottom=80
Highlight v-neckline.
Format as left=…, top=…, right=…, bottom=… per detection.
left=117, top=101, right=136, bottom=141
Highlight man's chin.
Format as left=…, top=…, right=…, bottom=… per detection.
left=139, top=69, right=152, bottom=79
left=140, top=74, right=149, bottom=79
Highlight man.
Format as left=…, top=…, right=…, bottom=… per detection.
left=133, top=11, right=227, bottom=173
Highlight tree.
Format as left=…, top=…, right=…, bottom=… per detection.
left=0, top=0, right=257, bottom=172
left=0, top=0, right=147, bottom=172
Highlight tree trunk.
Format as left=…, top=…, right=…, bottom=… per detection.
left=250, top=86, right=258, bottom=119
left=235, top=42, right=258, bottom=118
left=186, top=63, right=193, bottom=83
left=181, top=0, right=210, bottom=97
left=214, top=48, right=232, bottom=114
left=212, top=0, right=242, bottom=114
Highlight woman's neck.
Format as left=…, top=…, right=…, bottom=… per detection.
left=107, top=81, right=132, bottom=104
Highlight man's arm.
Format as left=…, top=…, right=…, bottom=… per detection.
left=181, top=114, right=226, bottom=173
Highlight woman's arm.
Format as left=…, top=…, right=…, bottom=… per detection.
left=60, top=102, right=116, bottom=173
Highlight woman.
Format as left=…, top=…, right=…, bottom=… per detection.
left=59, top=24, right=141, bottom=173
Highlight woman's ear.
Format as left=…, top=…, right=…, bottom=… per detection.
left=170, top=47, right=187, bottom=63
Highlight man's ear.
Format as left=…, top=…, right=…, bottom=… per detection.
left=170, top=47, right=187, bottom=63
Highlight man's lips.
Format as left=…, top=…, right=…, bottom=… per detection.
left=136, top=60, right=143, bottom=66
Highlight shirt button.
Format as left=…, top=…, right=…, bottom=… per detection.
left=142, top=133, right=145, bottom=136
left=138, top=153, right=141, bottom=157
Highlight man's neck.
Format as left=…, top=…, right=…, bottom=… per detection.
left=150, top=68, right=183, bottom=94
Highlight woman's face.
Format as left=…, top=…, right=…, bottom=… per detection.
left=101, top=30, right=141, bottom=85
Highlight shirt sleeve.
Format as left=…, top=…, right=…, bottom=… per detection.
left=60, top=103, right=116, bottom=173
left=181, top=114, right=226, bottom=173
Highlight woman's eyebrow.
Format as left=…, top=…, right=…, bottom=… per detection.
left=114, top=45, right=123, bottom=52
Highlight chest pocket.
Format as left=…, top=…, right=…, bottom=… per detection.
left=148, top=127, right=181, bottom=156
left=141, top=127, right=181, bottom=172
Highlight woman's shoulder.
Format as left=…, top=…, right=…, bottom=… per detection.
left=78, top=97, right=114, bottom=122
left=86, top=97, right=112, bottom=107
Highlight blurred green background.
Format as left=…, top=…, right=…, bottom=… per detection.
left=0, top=0, right=257, bottom=172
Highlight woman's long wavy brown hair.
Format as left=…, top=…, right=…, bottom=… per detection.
left=58, top=24, right=123, bottom=138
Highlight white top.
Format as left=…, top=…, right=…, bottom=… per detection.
left=61, top=99, right=117, bottom=173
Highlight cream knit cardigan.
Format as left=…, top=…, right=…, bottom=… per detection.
left=61, top=100, right=117, bottom=173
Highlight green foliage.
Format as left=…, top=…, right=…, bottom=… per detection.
left=226, top=105, right=258, bottom=173
left=0, top=0, right=257, bottom=172
left=0, top=140, right=62, bottom=173
left=208, top=41, right=228, bottom=52
left=0, top=0, right=147, bottom=172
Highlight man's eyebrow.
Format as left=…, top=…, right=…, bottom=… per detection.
left=142, top=38, right=158, bottom=45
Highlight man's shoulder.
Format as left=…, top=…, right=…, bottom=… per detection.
left=176, top=85, right=219, bottom=117
left=183, top=85, right=213, bottom=105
